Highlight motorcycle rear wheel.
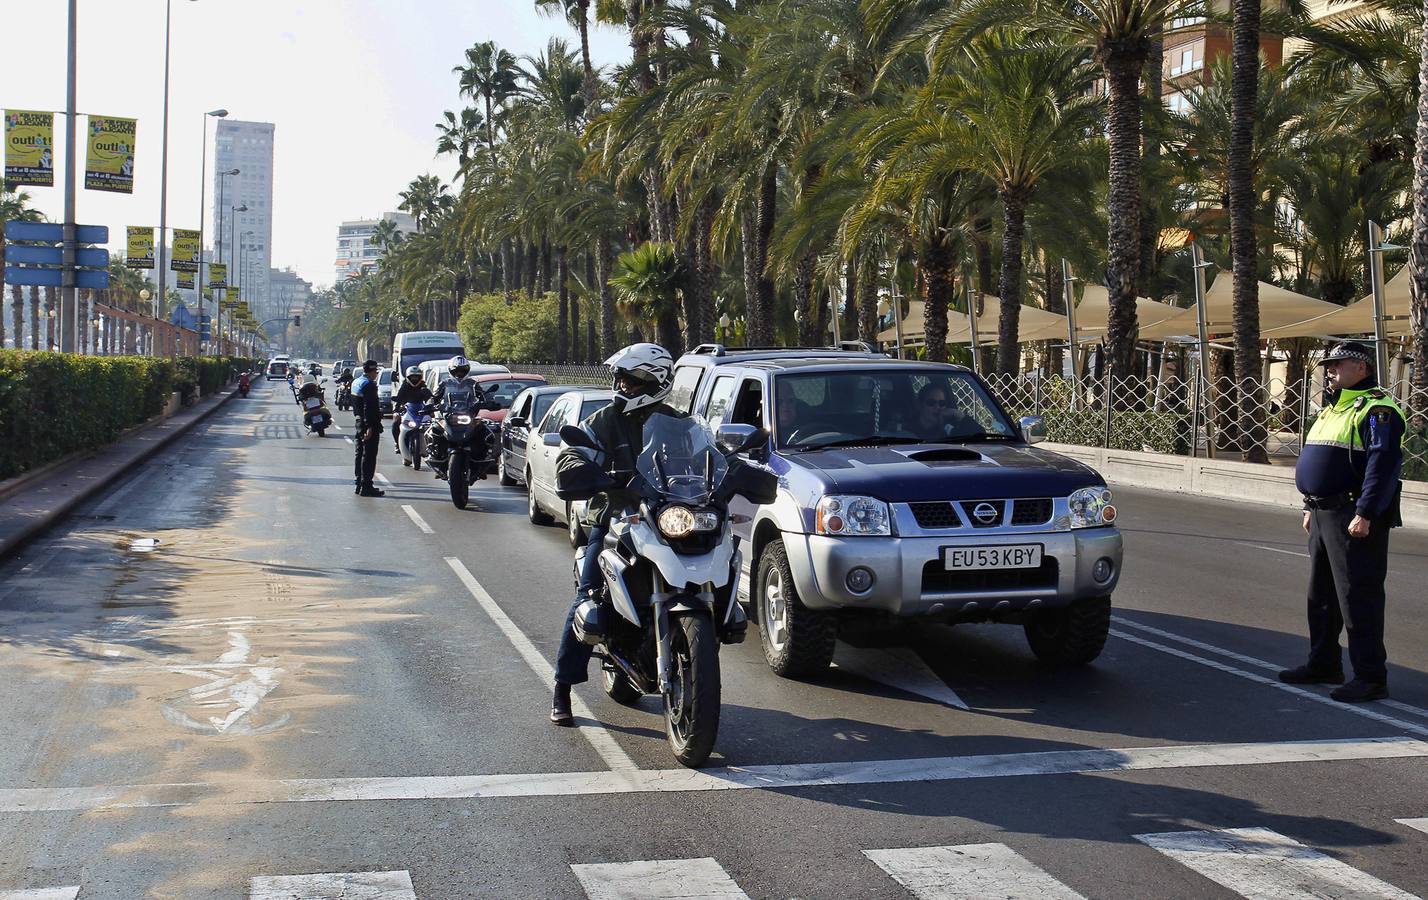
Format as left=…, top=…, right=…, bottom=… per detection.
left=449, top=452, right=469, bottom=509
left=665, top=612, right=720, bottom=768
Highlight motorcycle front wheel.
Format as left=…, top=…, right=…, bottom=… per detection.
left=665, top=611, right=720, bottom=768
left=411, top=437, right=423, bottom=471
left=449, top=451, right=468, bottom=509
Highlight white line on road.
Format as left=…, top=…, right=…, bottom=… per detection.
left=401, top=505, right=434, bottom=534
left=249, top=870, right=416, bottom=899
left=865, top=843, right=1087, bottom=900
left=571, top=858, right=749, bottom=899
left=2, top=736, right=1423, bottom=813
left=1248, top=543, right=1310, bottom=558
left=1397, top=817, right=1428, bottom=835
left=444, top=557, right=637, bottom=772
left=376, top=473, right=392, bottom=488
left=1113, top=617, right=1428, bottom=722
left=345, top=436, right=354, bottom=444
left=0, top=890, right=80, bottom=900
left=1135, top=827, right=1417, bottom=899
left=1110, top=628, right=1428, bottom=737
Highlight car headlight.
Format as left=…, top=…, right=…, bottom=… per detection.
left=1068, top=486, right=1116, bottom=528
left=815, top=495, right=891, bottom=536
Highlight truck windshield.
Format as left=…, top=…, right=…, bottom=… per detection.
left=774, top=370, right=1018, bottom=450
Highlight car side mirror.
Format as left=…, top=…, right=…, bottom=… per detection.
left=559, top=424, right=596, bottom=449
left=508, top=416, right=527, bottom=429
left=1019, top=415, right=1047, bottom=445
left=716, top=423, right=766, bottom=454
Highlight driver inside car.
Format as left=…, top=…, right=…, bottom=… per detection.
left=908, top=382, right=975, bottom=441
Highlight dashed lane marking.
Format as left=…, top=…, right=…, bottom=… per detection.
left=401, top=505, right=435, bottom=535
left=1248, top=543, right=1310, bottom=559
left=0, top=890, right=80, bottom=900
left=865, top=843, right=1087, bottom=900
left=1113, top=616, right=1428, bottom=723
left=1, top=736, right=1423, bottom=813
left=376, top=473, right=393, bottom=488
left=249, top=870, right=416, bottom=899
left=1398, top=817, right=1428, bottom=835
left=444, top=557, right=637, bottom=772
left=572, top=858, right=749, bottom=899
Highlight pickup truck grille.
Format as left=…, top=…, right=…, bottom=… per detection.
left=1009, top=498, right=1053, bottom=526
left=909, top=502, right=962, bottom=529
left=922, top=558, right=1059, bottom=594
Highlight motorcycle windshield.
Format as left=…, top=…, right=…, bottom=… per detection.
left=636, top=414, right=727, bottom=505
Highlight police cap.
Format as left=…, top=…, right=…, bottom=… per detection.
left=1316, top=341, right=1374, bottom=367
left=362, top=359, right=379, bottom=372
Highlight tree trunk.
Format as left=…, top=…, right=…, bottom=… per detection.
left=539, top=236, right=552, bottom=296
left=511, top=238, right=524, bottom=294
left=683, top=219, right=703, bottom=347
left=1102, top=54, right=1146, bottom=389
left=695, top=198, right=715, bottom=344
left=858, top=254, right=878, bottom=343
left=740, top=207, right=759, bottom=343
left=29, top=285, right=40, bottom=350
left=1139, top=25, right=1165, bottom=299
left=1045, top=256, right=1065, bottom=376
left=571, top=295, right=582, bottom=365
left=525, top=239, right=538, bottom=294
left=1229, top=0, right=1268, bottom=463
left=1408, top=0, right=1428, bottom=410
left=795, top=253, right=817, bottom=346
left=557, top=245, right=569, bottom=363
left=921, top=238, right=954, bottom=363
left=577, top=0, right=598, bottom=105
left=997, top=191, right=1029, bottom=375
left=656, top=310, right=681, bottom=355
left=748, top=165, right=778, bottom=346
left=598, top=235, right=616, bottom=358
left=11, top=285, right=23, bottom=350
left=587, top=317, right=596, bottom=364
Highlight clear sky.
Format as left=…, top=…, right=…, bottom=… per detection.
left=9, top=1, right=630, bottom=290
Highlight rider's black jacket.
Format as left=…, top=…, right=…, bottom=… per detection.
left=555, top=402, right=685, bottom=526
left=431, top=376, right=498, bottom=413
left=394, top=381, right=433, bottom=408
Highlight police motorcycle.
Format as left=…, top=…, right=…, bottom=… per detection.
left=557, top=414, right=776, bottom=768
left=423, top=383, right=499, bottom=509
left=399, top=401, right=432, bottom=470
left=298, top=385, right=332, bottom=437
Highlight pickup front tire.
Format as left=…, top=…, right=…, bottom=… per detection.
left=1023, top=595, right=1111, bottom=665
left=757, top=539, right=836, bottom=678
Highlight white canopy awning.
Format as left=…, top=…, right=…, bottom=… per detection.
left=876, top=296, right=1069, bottom=345
left=1261, top=266, right=1413, bottom=339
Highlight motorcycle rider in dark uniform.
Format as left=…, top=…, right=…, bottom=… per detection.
left=391, top=366, right=433, bottom=450
left=1283, top=341, right=1407, bottom=702
left=548, top=343, right=681, bottom=725
left=425, top=356, right=500, bottom=468
left=351, top=359, right=385, bottom=497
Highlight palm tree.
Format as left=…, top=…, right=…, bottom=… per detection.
left=609, top=241, right=687, bottom=353
left=398, top=175, right=452, bottom=232
left=1227, top=0, right=1267, bottom=462
left=436, top=108, right=485, bottom=169
left=1, top=186, right=42, bottom=350
left=454, top=41, right=522, bottom=153
left=1412, top=0, right=1428, bottom=398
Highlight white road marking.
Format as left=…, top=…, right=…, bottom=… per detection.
left=833, top=645, right=968, bottom=710
left=249, top=869, right=416, bottom=899
left=159, top=622, right=286, bottom=736
left=864, top=843, right=1086, bottom=900
left=2, top=736, right=1422, bottom=813
left=1249, top=543, right=1310, bottom=558
left=345, top=436, right=354, bottom=444
left=1113, top=617, right=1428, bottom=723
left=1397, top=817, right=1428, bottom=835
left=444, top=557, right=637, bottom=772
left=376, top=473, right=392, bottom=488
left=1135, top=826, right=1416, bottom=899
left=571, top=858, right=748, bottom=899
left=0, top=890, right=80, bottom=900
left=401, top=505, right=434, bottom=535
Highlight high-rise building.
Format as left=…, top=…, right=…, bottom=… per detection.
left=213, top=120, right=275, bottom=320
left=334, top=212, right=416, bottom=282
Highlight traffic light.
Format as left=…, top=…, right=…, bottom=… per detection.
left=293, top=314, right=301, bottom=327
left=363, top=311, right=371, bottom=324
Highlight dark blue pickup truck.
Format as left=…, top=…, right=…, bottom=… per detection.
left=669, top=346, right=1123, bottom=677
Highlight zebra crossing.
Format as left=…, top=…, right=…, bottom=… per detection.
left=5, top=819, right=1424, bottom=899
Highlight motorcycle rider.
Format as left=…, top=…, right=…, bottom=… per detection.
left=548, top=342, right=681, bottom=726
left=426, top=356, right=500, bottom=464
left=392, top=366, right=433, bottom=450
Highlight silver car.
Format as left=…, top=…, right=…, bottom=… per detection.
left=524, top=388, right=613, bottom=546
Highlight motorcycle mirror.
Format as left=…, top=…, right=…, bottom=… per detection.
left=715, top=423, right=766, bottom=455
left=560, top=424, right=596, bottom=449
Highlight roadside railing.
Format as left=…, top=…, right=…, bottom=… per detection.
left=513, top=363, right=608, bottom=386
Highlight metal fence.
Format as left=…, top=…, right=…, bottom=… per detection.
left=513, top=363, right=608, bottom=386
left=981, top=371, right=1428, bottom=483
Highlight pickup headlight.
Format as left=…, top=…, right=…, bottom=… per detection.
left=816, top=495, right=891, bottom=536
left=1068, top=486, right=1116, bottom=528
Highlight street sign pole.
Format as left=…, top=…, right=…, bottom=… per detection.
left=155, top=0, right=174, bottom=334
left=1062, top=259, right=1079, bottom=409
left=60, top=0, right=79, bottom=352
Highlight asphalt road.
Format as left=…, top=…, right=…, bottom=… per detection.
left=3, top=382, right=1427, bottom=899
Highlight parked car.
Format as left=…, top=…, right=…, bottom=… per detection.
left=418, top=361, right=510, bottom=394
left=497, top=384, right=573, bottom=488
left=377, top=367, right=395, bottom=415
left=472, top=373, right=548, bottom=424
left=524, top=388, right=614, bottom=546
left=265, top=359, right=289, bottom=380
left=667, top=345, right=1123, bottom=677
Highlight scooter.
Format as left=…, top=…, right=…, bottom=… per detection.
left=238, top=372, right=251, bottom=398
left=300, top=390, right=332, bottom=437
left=399, top=401, right=431, bottom=470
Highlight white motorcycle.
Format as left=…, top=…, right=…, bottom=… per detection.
left=558, top=414, right=776, bottom=768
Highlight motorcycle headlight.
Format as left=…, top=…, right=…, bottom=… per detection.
left=453, top=414, right=473, bottom=425
left=657, top=505, right=720, bottom=538
left=1068, top=486, right=1116, bottom=528
left=815, top=495, right=891, bottom=536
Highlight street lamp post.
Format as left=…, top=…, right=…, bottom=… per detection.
left=216, top=169, right=239, bottom=353
left=197, top=109, right=227, bottom=354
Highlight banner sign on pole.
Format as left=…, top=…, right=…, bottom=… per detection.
left=177, top=270, right=194, bottom=290
left=126, top=226, right=155, bottom=269
left=4, top=110, right=55, bottom=187
left=170, top=228, right=200, bottom=273
left=208, top=262, right=227, bottom=289
left=84, top=115, right=137, bottom=193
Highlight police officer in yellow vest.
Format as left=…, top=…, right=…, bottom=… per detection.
left=1282, top=341, right=1406, bottom=702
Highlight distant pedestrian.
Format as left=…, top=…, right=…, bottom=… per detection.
left=1282, top=341, right=1405, bottom=702
left=352, top=359, right=385, bottom=497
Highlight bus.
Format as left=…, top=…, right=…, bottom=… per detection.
left=391, top=331, right=465, bottom=381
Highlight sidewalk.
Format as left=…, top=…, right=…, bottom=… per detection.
left=0, top=388, right=238, bottom=560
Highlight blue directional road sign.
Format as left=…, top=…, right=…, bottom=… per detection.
left=2, top=267, right=109, bottom=289
left=6, top=245, right=109, bottom=268
left=3, top=221, right=108, bottom=244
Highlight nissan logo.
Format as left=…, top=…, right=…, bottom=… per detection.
left=972, top=502, right=999, bottom=524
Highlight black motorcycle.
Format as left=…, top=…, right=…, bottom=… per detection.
left=423, top=385, right=499, bottom=509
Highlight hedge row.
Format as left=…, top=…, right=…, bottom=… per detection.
left=0, top=350, right=256, bottom=481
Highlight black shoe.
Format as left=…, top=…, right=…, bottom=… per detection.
left=550, top=683, right=574, bottom=726
left=1277, top=665, right=1345, bottom=685
left=358, top=486, right=386, bottom=497
left=1330, top=679, right=1388, bottom=703
left=354, top=484, right=362, bottom=495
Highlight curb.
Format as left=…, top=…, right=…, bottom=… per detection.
left=0, top=384, right=241, bottom=561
